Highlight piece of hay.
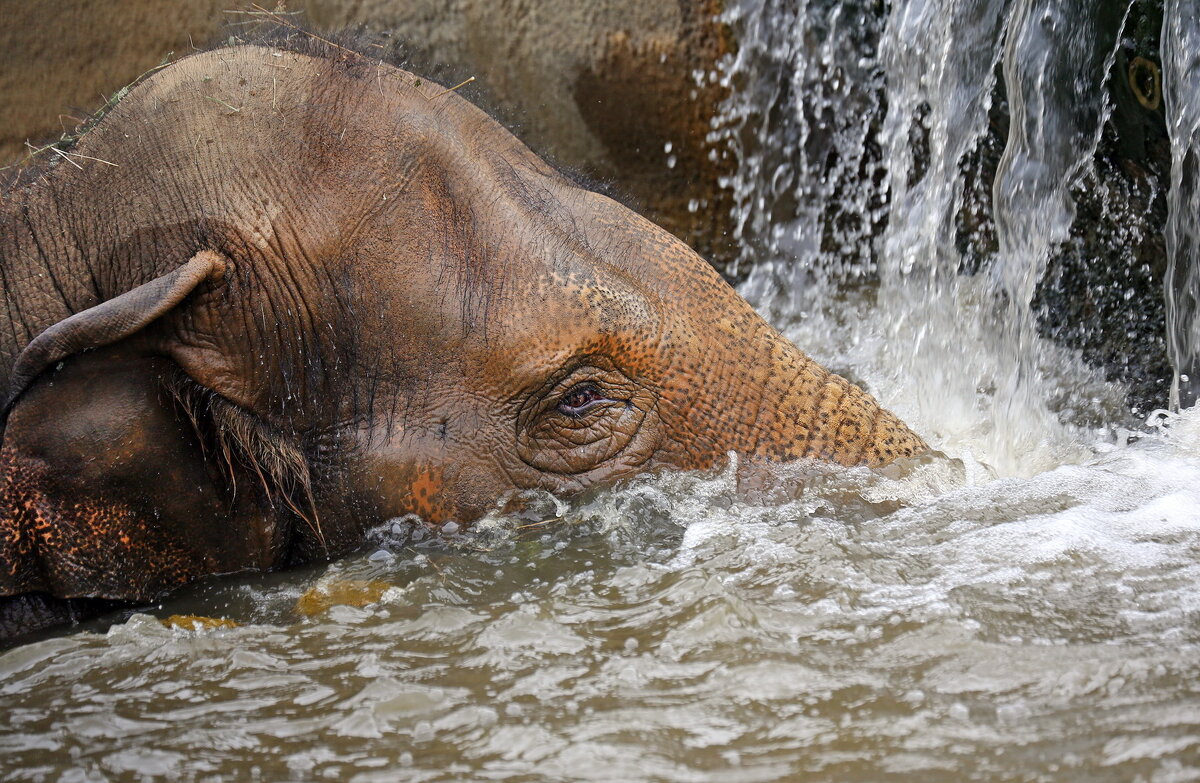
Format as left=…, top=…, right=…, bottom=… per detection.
left=294, top=579, right=392, bottom=616
left=161, top=615, right=240, bottom=631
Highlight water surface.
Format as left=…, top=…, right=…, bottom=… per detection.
left=3, top=404, right=1200, bottom=781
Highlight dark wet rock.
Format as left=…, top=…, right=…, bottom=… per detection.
left=571, top=9, right=737, bottom=265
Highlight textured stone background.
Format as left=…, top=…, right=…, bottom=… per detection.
left=0, top=0, right=734, bottom=262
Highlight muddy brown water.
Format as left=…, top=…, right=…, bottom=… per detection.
left=2, top=425, right=1199, bottom=781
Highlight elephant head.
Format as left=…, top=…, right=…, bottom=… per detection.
left=0, top=40, right=925, bottom=621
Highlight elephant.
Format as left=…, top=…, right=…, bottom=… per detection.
left=0, top=36, right=926, bottom=639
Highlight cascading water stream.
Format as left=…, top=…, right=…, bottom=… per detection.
left=874, top=0, right=1022, bottom=469
left=985, top=0, right=1128, bottom=467
left=719, top=0, right=890, bottom=309
left=1163, top=0, right=1200, bottom=410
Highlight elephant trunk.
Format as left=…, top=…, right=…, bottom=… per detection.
left=746, top=330, right=927, bottom=468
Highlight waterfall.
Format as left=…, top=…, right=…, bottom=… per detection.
left=716, top=0, right=890, bottom=308
left=985, top=0, right=1128, bottom=462
left=718, top=0, right=1185, bottom=474
left=1163, top=0, right=1200, bottom=410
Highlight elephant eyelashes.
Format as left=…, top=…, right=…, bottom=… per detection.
left=167, top=375, right=322, bottom=547
left=558, top=383, right=607, bottom=418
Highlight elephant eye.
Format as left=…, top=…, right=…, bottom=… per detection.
left=517, top=360, right=652, bottom=475
left=558, top=383, right=605, bottom=417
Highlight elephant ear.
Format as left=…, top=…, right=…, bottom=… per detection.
left=0, top=251, right=291, bottom=604
left=3, top=250, right=226, bottom=417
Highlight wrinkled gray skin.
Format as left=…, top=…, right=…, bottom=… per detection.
left=0, top=42, right=925, bottom=640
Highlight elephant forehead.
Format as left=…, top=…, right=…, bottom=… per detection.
left=443, top=284, right=669, bottom=391
left=349, top=216, right=662, bottom=335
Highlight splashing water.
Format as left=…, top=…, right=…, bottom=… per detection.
left=3, top=2, right=1200, bottom=781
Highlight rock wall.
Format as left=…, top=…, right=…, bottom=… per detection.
left=0, top=0, right=734, bottom=263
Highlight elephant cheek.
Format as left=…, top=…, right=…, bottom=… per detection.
left=0, top=448, right=212, bottom=600
left=350, top=458, right=458, bottom=528
left=404, top=466, right=455, bottom=524
left=0, top=350, right=287, bottom=603
left=352, top=453, right=512, bottom=530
